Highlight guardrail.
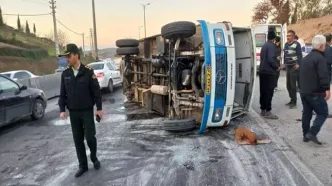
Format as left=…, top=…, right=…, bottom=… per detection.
left=17, top=74, right=61, bottom=100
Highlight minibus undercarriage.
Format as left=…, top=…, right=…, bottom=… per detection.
left=116, top=21, right=255, bottom=132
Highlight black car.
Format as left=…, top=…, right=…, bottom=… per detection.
left=0, top=74, right=47, bottom=127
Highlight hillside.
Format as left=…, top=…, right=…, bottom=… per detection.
left=289, top=15, right=332, bottom=43
left=0, top=24, right=56, bottom=56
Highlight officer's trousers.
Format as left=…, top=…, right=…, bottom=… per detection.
left=69, top=108, right=97, bottom=169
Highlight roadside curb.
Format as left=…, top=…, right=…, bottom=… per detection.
left=250, top=110, right=324, bottom=186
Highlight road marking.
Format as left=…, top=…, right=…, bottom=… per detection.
left=251, top=110, right=324, bottom=186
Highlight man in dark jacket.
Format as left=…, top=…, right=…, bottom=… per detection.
left=284, top=30, right=303, bottom=109
left=324, top=34, right=332, bottom=82
left=274, top=36, right=282, bottom=91
left=58, top=43, right=103, bottom=177
left=259, top=31, right=280, bottom=119
left=300, top=35, right=330, bottom=145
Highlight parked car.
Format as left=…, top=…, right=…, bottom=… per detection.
left=0, top=70, right=39, bottom=81
left=0, top=74, right=47, bottom=127
left=87, top=61, right=122, bottom=92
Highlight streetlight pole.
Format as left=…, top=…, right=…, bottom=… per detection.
left=141, top=3, right=150, bottom=38
left=92, top=0, right=98, bottom=60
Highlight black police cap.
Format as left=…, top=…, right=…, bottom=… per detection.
left=58, top=43, right=80, bottom=57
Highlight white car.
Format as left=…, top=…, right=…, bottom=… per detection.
left=87, top=61, right=122, bottom=92
left=0, top=70, right=39, bottom=81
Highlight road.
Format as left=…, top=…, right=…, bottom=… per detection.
left=0, top=84, right=327, bottom=186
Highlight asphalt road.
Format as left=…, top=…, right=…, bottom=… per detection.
left=0, top=86, right=325, bottom=186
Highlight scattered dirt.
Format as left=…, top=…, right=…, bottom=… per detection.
left=289, top=15, right=332, bottom=43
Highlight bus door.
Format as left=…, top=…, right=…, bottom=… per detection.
left=198, top=20, right=236, bottom=134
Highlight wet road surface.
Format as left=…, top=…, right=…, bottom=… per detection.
left=0, top=87, right=324, bottom=186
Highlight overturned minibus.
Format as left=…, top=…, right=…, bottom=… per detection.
left=115, top=20, right=257, bottom=133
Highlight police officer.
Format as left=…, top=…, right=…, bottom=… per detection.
left=58, top=43, right=103, bottom=177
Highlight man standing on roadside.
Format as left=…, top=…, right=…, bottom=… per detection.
left=284, top=30, right=303, bottom=109
left=300, top=35, right=330, bottom=145
left=58, top=43, right=103, bottom=177
left=274, top=36, right=282, bottom=91
left=324, top=34, right=332, bottom=82
left=259, top=31, right=280, bottom=119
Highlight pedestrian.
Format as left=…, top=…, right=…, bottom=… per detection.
left=284, top=30, right=303, bottom=109
left=58, top=43, right=103, bottom=177
left=324, top=33, right=332, bottom=82
left=300, top=35, right=330, bottom=145
left=259, top=30, right=280, bottom=119
left=274, top=36, right=282, bottom=91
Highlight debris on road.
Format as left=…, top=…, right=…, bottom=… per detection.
left=235, top=126, right=272, bottom=145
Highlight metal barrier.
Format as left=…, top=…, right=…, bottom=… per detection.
left=17, top=74, right=61, bottom=99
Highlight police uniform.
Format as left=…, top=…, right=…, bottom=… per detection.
left=58, top=44, right=102, bottom=176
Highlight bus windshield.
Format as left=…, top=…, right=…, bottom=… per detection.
left=255, top=34, right=266, bottom=47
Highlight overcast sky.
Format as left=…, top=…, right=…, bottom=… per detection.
left=2, top=0, right=260, bottom=49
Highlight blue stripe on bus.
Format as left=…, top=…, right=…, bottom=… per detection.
left=198, top=20, right=211, bottom=134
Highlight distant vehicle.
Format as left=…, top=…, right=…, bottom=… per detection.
left=302, top=45, right=312, bottom=58
left=87, top=61, right=122, bottom=92
left=0, top=74, right=47, bottom=127
left=0, top=70, right=39, bottom=81
left=55, top=67, right=66, bottom=74
left=252, top=24, right=287, bottom=72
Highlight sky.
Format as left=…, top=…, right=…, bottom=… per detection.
left=1, top=0, right=260, bottom=50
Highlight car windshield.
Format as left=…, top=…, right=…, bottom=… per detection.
left=1, top=73, right=11, bottom=78
left=88, top=63, right=104, bottom=70
left=255, top=34, right=266, bottom=47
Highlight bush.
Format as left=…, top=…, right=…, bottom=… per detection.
left=0, top=47, right=48, bottom=59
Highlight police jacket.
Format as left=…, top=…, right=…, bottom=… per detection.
left=58, top=63, right=102, bottom=112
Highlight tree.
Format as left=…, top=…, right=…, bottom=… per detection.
left=33, top=23, right=36, bottom=35
left=17, top=15, right=21, bottom=31
left=0, top=6, right=4, bottom=25
left=291, top=3, right=298, bottom=23
left=252, top=0, right=272, bottom=23
left=46, top=30, right=69, bottom=48
left=252, top=0, right=290, bottom=24
left=323, top=0, right=332, bottom=15
left=25, top=20, right=30, bottom=34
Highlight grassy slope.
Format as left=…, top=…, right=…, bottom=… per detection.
left=0, top=25, right=57, bottom=55
left=0, top=25, right=88, bottom=75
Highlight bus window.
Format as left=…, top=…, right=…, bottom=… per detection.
left=255, top=34, right=266, bottom=47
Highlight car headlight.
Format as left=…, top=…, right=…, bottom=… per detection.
left=214, top=108, right=222, bottom=121
left=215, top=31, right=224, bottom=45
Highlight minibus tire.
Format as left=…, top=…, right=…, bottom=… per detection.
left=116, top=39, right=139, bottom=47
left=161, top=21, right=196, bottom=40
left=163, top=118, right=196, bottom=132
left=116, top=47, right=139, bottom=55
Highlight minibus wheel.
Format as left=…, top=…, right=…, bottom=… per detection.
left=116, top=39, right=139, bottom=48
left=161, top=21, right=196, bottom=40
left=163, top=118, right=196, bottom=132
left=116, top=47, right=139, bottom=56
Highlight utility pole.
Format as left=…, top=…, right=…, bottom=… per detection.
left=92, top=0, right=98, bottom=60
left=90, top=28, right=94, bottom=55
left=82, top=33, right=85, bottom=57
left=49, top=0, right=60, bottom=56
left=141, top=3, right=150, bottom=38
